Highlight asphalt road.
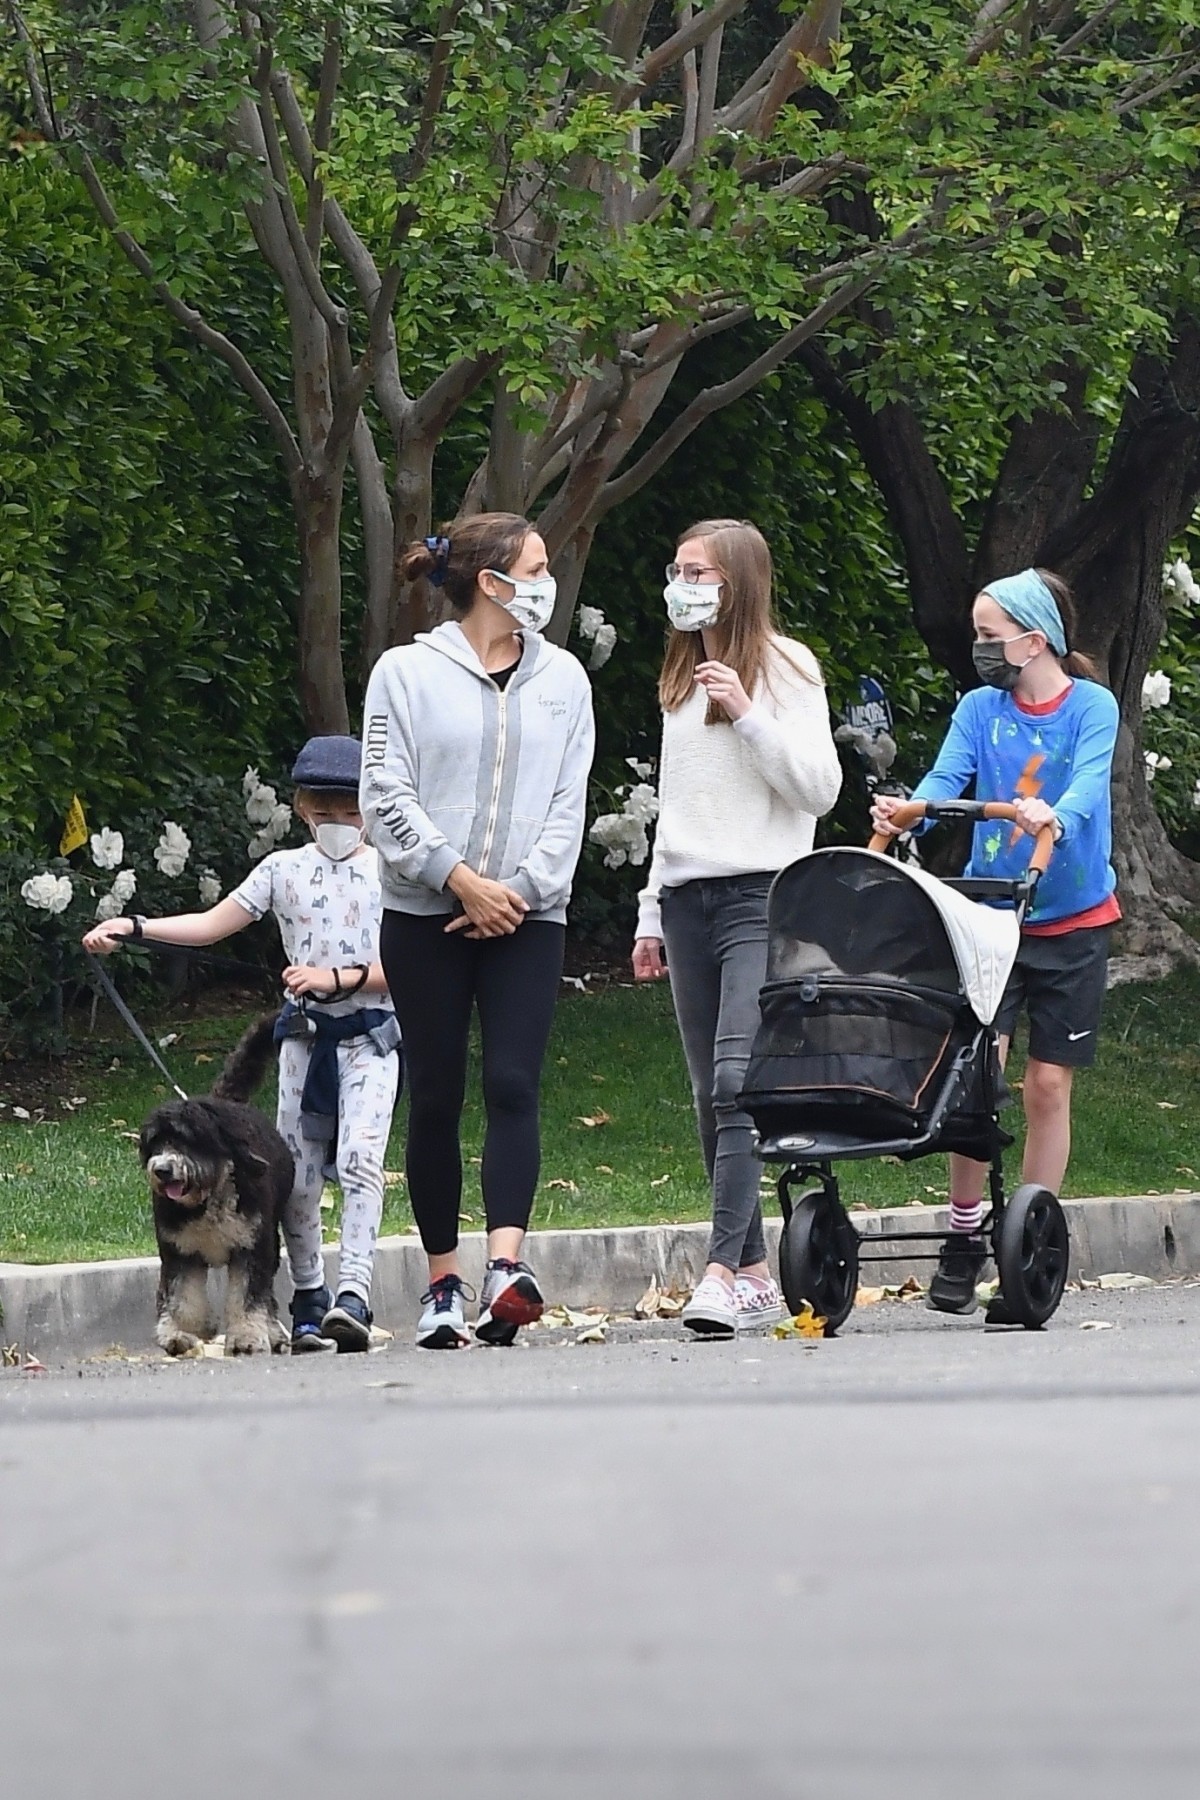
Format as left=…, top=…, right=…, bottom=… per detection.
left=4, top=1284, right=1200, bottom=1800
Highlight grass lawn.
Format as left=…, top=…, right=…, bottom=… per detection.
left=1, top=968, right=1198, bottom=1264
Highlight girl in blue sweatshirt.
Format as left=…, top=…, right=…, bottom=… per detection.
left=872, top=568, right=1120, bottom=1313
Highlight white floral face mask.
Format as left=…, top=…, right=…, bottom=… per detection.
left=484, top=570, right=558, bottom=633
left=663, top=576, right=722, bottom=632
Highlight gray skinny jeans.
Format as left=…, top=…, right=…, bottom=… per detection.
left=660, top=873, right=772, bottom=1273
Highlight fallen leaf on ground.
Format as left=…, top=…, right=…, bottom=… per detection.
left=1156, top=1101, right=1179, bottom=1110
left=382, top=1170, right=405, bottom=1186
left=650, top=1173, right=671, bottom=1187
left=855, top=1286, right=885, bottom=1307
left=976, top=1278, right=999, bottom=1302
left=1098, top=1272, right=1155, bottom=1290
left=635, top=1278, right=662, bottom=1318
left=576, top=1110, right=612, bottom=1128
left=595, top=1164, right=614, bottom=1174
left=575, top=1323, right=607, bottom=1344
left=2, top=1344, right=20, bottom=1367
left=194, top=1054, right=213, bottom=1064
left=773, top=1303, right=826, bottom=1340
left=544, top=1178, right=578, bottom=1192
left=1080, top=1320, right=1115, bottom=1331
left=22, top=1355, right=49, bottom=1374
left=12, top=1106, right=30, bottom=1120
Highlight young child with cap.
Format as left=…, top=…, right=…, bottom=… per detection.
left=83, top=735, right=402, bottom=1352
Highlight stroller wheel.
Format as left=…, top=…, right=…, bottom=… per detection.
left=993, top=1183, right=1069, bottom=1328
left=778, top=1191, right=859, bottom=1335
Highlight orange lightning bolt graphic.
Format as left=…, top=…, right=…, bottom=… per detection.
left=1010, top=752, right=1046, bottom=844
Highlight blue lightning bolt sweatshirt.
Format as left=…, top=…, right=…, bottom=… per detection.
left=910, top=680, right=1120, bottom=929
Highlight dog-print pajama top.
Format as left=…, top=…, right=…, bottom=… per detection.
left=231, top=844, right=400, bottom=1300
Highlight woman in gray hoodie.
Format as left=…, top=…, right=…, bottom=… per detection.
left=361, top=513, right=595, bottom=1349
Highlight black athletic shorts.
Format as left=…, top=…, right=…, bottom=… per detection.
left=993, top=925, right=1110, bottom=1068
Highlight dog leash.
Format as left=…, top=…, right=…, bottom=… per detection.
left=83, top=949, right=190, bottom=1100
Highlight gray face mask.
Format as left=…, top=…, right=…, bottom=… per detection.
left=972, top=632, right=1034, bottom=690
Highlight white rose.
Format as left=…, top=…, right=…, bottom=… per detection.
left=1142, top=670, right=1172, bottom=710
left=242, top=765, right=261, bottom=798
left=268, top=802, right=292, bottom=841
left=89, top=828, right=124, bottom=870
left=247, top=830, right=276, bottom=860
left=588, top=811, right=649, bottom=869
left=154, top=821, right=191, bottom=877
left=245, top=783, right=278, bottom=827
left=576, top=605, right=605, bottom=640
left=21, top=872, right=63, bottom=911
left=198, top=871, right=222, bottom=906
left=588, top=623, right=617, bottom=670
left=94, top=890, right=123, bottom=921
left=111, top=869, right=137, bottom=904
left=625, top=758, right=653, bottom=778
left=623, top=782, right=660, bottom=827
left=1144, top=752, right=1172, bottom=783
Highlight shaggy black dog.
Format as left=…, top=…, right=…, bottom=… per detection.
left=138, top=1014, right=294, bottom=1356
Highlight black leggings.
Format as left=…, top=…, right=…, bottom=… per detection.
left=379, top=910, right=566, bottom=1256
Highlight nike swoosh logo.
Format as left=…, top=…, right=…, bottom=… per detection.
left=1067, top=1029, right=1093, bottom=1041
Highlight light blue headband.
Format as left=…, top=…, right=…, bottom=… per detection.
left=982, top=569, right=1067, bottom=657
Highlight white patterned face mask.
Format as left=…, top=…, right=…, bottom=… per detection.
left=663, top=575, right=723, bottom=632
left=313, top=822, right=363, bottom=862
left=484, top=570, right=558, bottom=633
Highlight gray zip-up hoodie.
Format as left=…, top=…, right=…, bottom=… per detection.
left=361, top=621, right=595, bottom=924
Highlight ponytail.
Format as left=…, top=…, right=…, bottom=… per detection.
left=399, top=512, right=534, bottom=617
left=1034, top=568, right=1100, bottom=681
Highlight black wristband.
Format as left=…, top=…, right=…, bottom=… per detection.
left=125, top=915, right=146, bottom=941
left=345, top=963, right=370, bottom=996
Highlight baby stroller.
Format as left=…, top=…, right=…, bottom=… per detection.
left=739, top=800, right=1069, bottom=1333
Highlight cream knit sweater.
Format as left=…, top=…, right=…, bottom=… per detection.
left=635, top=637, right=842, bottom=939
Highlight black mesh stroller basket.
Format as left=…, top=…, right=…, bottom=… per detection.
left=741, top=849, right=993, bottom=1145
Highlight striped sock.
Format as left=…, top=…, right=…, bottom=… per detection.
left=949, top=1199, right=984, bottom=1235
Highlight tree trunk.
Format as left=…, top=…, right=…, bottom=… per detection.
left=545, top=522, right=598, bottom=648
left=354, top=412, right=399, bottom=679
left=293, top=468, right=350, bottom=733
left=386, top=435, right=438, bottom=652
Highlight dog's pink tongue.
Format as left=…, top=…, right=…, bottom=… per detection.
left=163, top=1180, right=188, bottom=1200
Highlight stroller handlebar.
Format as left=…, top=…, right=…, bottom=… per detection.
left=868, top=799, right=1055, bottom=876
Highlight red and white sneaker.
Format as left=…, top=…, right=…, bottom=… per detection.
left=734, top=1273, right=783, bottom=1332
left=475, top=1258, right=545, bottom=1346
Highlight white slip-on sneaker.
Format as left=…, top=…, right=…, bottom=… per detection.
left=734, top=1274, right=784, bottom=1331
left=682, top=1275, right=739, bottom=1339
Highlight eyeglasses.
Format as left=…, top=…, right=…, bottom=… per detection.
left=665, top=562, right=723, bottom=584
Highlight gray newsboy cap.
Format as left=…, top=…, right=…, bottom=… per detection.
left=290, top=734, right=362, bottom=791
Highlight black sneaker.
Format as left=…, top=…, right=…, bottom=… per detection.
left=321, top=1290, right=373, bottom=1353
left=290, top=1283, right=336, bottom=1354
left=927, top=1234, right=988, bottom=1315
left=475, top=1258, right=545, bottom=1346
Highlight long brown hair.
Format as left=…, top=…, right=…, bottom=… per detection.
left=659, top=518, right=817, bottom=723
left=400, top=512, right=533, bottom=616
left=1034, top=568, right=1100, bottom=681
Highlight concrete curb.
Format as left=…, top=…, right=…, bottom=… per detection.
left=2, top=1192, right=1198, bottom=1360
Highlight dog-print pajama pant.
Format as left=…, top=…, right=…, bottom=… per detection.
left=275, top=1034, right=400, bottom=1302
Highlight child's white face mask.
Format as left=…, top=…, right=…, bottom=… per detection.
left=313, top=822, right=363, bottom=862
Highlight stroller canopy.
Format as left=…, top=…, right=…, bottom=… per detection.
left=766, top=848, right=1020, bottom=1025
